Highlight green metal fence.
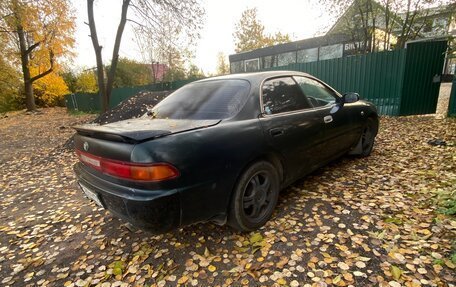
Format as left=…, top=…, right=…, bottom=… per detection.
left=66, top=92, right=100, bottom=112
left=265, top=40, right=447, bottom=116
left=66, top=40, right=447, bottom=116
left=266, top=49, right=406, bottom=115
left=400, top=40, right=447, bottom=115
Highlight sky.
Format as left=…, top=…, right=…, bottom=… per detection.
left=71, top=0, right=333, bottom=74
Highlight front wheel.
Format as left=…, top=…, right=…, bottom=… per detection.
left=228, top=161, right=280, bottom=232
left=360, top=118, right=376, bottom=157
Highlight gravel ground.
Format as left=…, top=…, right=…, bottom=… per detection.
left=93, top=91, right=171, bottom=125
left=63, top=91, right=171, bottom=151
left=0, top=108, right=455, bottom=287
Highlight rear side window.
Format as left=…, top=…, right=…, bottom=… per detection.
left=152, top=80, right=250, bottom=120
left=262, top=77, right=312, bottom=115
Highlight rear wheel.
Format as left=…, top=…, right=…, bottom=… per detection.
left=228, top=161, right=279, bottom=232
left=360, top=118, right=376, bottom=157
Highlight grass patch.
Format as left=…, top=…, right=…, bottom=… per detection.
left=432, top=186, right=456, bottom=216
left=384, top=216, right=403, bottom=225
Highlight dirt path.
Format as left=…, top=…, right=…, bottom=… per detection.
left=0, top=108, right=455, bottom=287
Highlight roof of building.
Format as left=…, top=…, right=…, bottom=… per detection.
left=229, top=33, right=350, bottom=62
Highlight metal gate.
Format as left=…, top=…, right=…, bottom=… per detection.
left=400, top=40, right=448, bottom=115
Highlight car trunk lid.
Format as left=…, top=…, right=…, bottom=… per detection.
left=74, top=118, right=221, bottom=142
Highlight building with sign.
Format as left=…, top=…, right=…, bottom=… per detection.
left=229, top=3, right=455, bottom=75
left=229, top=33, right=369, bottom=74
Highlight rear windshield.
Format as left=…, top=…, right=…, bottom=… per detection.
left=151, top=79, right=251, bottom=120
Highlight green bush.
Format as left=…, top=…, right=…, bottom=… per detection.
left=0, top=92, right=24, bottom=113
left=0, top=58, right=23, bottom=113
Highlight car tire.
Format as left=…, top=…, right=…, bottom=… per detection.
left=360, top=118, right=376, bottom=157
left=228, top=161, right=280, bottom=232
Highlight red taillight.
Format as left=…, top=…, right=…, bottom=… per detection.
left=76, top=150, right=179, bottom=181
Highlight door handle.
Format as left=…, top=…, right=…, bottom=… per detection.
left=323, top=115, right=333, bottom=124
left=270, top=128, right=284, bottom=137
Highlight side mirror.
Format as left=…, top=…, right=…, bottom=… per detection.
left=343, top=92, right=360, bottom=104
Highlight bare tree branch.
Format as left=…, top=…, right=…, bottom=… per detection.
left=87, top=0, right=204, bottom=111
left=126, top=18, right=147, bottom=28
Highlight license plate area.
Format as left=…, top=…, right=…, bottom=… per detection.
left=79, top=183, right=104, bottom=208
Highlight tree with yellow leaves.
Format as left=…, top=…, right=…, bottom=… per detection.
left=31, top=67, right=69, bottom=107
left=0, top=0, right=75, bottom=111
left=233, top=8, right=291, bottom=53
left=215, top=52, right=230, bottom=76
left=75, top=70, right=98, bottom=93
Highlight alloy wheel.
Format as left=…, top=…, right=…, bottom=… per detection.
left=242, top=171, right=274, bottom=222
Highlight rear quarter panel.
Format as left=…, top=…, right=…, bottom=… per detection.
left=131, top=119, right=266, bottom=224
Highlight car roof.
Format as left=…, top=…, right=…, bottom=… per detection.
left=195, top=71, right=314, bottom=84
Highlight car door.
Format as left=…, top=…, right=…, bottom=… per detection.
left=294, top=76, right=360, bottom=161
left=258, top=76, right=327, bottom=182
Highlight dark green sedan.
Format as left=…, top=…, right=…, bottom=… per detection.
left=74, top=71, right=379, bottom=233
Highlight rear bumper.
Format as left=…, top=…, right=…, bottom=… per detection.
left=74, top=163, right=181, bottom=233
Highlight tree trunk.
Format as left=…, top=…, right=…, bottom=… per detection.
left=151, top=62, right=157, bottom=84
left=356, top=0, right=369, bottom=54
left=384, top=0, right=390, bottom=50
left=15, top=4, right=35, bottom=111
left=17, top=28, right=54, bottom=112
left=398, top=0, right=412, bottom=49
left=87, top=0, right=108, bottom=112
left=105, top=0, right=131, bottom=105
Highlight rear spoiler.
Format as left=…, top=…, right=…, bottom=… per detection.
left=74, top=125, right=171, bottom=143
left=73, top=118, right=221, bottom=142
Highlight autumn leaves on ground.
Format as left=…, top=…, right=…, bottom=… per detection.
left=0, top=108, right=455, bottom=287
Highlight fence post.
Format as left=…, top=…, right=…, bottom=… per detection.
left=448, top=77, right=456, bottom=117
left=71, top=94, right=78, bottom=110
